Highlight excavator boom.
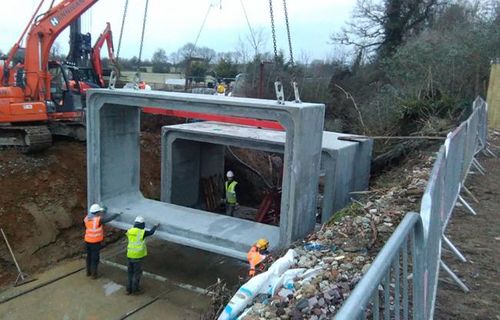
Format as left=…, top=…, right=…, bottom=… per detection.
left=23, top=0, right=98, bottom=102
left=0, top=0, right=100, bottom=152
left=91, top=22, right=117, bottom=87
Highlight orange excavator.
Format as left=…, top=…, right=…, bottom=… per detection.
left=0, top=0, right=99, bottom=151
left=90, top=22, right=118, bottom=88
left=67, top=20, right=117, bottom=90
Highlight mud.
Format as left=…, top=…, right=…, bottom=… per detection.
left=435, top=152, right=500, bottom=319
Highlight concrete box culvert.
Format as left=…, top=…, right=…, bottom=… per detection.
left=161, top=122, right=373, bottom=225
left=86, top=89, right=324, bottom=260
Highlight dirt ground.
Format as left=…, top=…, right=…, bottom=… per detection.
left=435, top=151, right=500, bottom=319
left=0, top=115, right=172, bottom=287
left=0, top=114, right=274, bottom=289
left=1, top=117, right=498, bottom=318
left=0, top=242, right=235, bottom=320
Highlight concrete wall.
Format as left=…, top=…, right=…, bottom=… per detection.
left=86, top=89, right=324, bottom=259
left=169, top=139, right=224, bottom=208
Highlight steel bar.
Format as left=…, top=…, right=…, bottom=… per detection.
left=393, top=253, right=400, bottom=320
left=458, top=195, right=477, bottom=215
left=402, top=238, right=409, bottom=320
left=471, top=158, right=486, bottom=175
left=373, top=289, right=380, bottom=320
left=443, top=235, right=467, bottom=262
left=440, top=261, right=469, bottom=293
left=462, top=186, right=480, bottom=204
left=384, top=271, right=390, bottom=319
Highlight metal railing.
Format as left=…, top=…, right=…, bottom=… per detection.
left=336, top=213, right=424, bottom=320
left=336, top=97, right=494, bottom=319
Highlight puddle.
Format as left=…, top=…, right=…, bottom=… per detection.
left=103, top=281, right=123, bottom=296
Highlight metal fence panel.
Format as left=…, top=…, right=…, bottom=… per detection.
left=335, top=97, right=488, bottom=319
left=461, top=109, right=480, bottom=181
left=335, top=213, right=424, bottom=320
left=442, top=123, right=466, bottom=227
left=474, top=97, right=488, bottom=151
left=420, top=146, right=445, bottom=319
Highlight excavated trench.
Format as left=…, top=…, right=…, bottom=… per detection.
left=0, top=114, right=277, bottom=317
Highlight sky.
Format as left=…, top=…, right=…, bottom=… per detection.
left=0, top=0, right=356, bottom=62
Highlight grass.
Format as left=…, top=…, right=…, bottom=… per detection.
left=326, top=202, right=365, bottom=226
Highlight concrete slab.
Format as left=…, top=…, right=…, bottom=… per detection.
left=104, top=194, right=280, bottom=260
left=0, top=258, right=209, bottom=320
left=86, top=89, right=324, bottom=259
left=161, top=122, right=373, bottom=223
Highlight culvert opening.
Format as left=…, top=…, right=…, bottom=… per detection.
left=166, top=138, right=284, bottom=227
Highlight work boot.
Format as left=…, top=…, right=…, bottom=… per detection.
left=133, top=288, right=144, bottom=295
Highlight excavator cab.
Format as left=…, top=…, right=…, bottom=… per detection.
left=47, top=62, right=84, bottom=113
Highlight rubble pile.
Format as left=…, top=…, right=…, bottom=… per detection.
left=239, top=155, right=435, bottom=320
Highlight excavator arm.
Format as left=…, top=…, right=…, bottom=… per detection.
left=22, top=0, right=98, bottom=102
left=91, top=22, right=118, bottom=87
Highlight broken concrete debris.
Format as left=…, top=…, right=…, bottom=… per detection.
left=234, top=155, right=434, bottom=319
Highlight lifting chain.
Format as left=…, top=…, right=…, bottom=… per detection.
left=267, top=0, right=300, bottom=104
left=134, top=0, right=150, bottom=90
left=282, top=0, right=294, bottom=67
left=268, top=0, right=284, bottom=104
left=116, top=0, right=128, bottom=60
left=282, top=0, right=300, bottom=103
left=109, top=0, right=129, bottom=89
left=268, top=0, right=279, bottom=63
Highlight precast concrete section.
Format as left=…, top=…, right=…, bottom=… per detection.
left=86, top=89, right=324, bottom=260
left=161, top=122, right=372, bottom=223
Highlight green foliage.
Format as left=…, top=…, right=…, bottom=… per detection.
left=399, top=94, right=464, bottom=121
left=190, top=61, right=208, bottom=80
left=328, top=1, right=499, bottom=138
left=214, top=55, right=238, bottom=79
left=383, top=11, right=498, bottom=100
left=151, top=48, right=169, bottom=73
left=327, top=202, right=365, bottom=226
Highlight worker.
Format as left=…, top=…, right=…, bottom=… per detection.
left=247, top=239, right=270, bottom=277
left=84, top=204, right=120, bottom=279
left=216, top=82, right=226, bottom=95
left=224, top=170, right=238, bottom=217
left=126, top=216, right=160, bottom=295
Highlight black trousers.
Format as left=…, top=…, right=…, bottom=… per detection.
left=127, top=258, right=143, bottom=293
left=85, top=242, right=101, bottom=276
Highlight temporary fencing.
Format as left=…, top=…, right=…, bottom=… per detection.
left=335, top=213, right=424, bottom=320
left=335, top=97, right=493, bottom=319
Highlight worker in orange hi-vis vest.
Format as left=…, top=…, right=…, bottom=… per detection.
left=84, top=204, right=121, bottom=279
left=247, top=239, right=270, bottom=278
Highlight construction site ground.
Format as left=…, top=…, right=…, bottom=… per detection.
left=0, top=124, right=499, bottom=319
left=0, top=240, right=246, bottom=319
left=435, top=152, right=500, bottom=319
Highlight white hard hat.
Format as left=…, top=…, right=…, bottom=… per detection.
left=135, top=216, right=145, bottom=223
left=89, top=203, right=104, bottom=214
left=226, top=170, right=234, bottom=178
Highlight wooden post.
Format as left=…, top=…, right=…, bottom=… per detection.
left=487, top=60, right=500, bottom=130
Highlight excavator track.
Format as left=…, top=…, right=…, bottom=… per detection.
left=0, top=125, right=53, bottom=153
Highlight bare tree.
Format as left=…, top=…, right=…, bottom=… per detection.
left=235, top=37, right=250, bottom=64
left=331, top=0, right=440, bottom=57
